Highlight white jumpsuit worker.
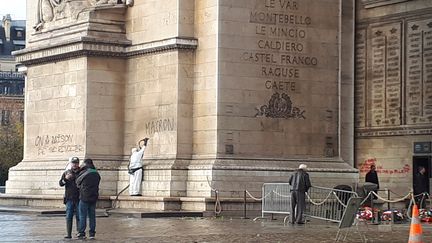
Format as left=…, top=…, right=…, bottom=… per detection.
left=129, top=142, right=147, bottom=196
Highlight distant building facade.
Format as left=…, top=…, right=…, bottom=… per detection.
left=0, top=14, right=25, bottom=126
left=0, top=72, right=24, bottom=126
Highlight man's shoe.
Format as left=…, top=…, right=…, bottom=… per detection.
left=89, top=236, right=95, bottom=240
left=64, top=235, right=72, bottom=239
left=77, top=234, right=86, bottom=240
left=131, top=194, right=142, bottom=196
left=297, top=221, right=305, bottom=224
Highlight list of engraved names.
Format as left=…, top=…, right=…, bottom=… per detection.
left=241, top=0, right=337, bottom=94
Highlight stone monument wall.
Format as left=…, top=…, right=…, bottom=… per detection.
left=7, top=1, right=132, bottom=196
left=217, top=0, right=340, bottom=158
left=185, top=0, right=357, bottom=199
left=5, top=0, right=358, bottom=208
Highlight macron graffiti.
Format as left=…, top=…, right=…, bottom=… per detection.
left=359, top=158, right=410, bottom=175
left=145, top=118, right=175, bottom=135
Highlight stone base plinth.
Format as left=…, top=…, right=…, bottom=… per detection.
left=0, top=194, right=261, bottom=217
left=186, top=159, right=359, bottom=198
left=6, top=159, right=121, bottom=196
left=0, top=194, right=111, bottom=208
left=180, top=197, right=262, bottom=217
left=4, top=158, right=358, bottom=215
left=111, top=196, right=182, bottom=211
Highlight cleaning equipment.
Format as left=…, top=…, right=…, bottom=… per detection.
left=408, top=204, right=423, bottom=243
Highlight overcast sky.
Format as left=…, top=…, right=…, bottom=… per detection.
left=0, top=0, right=27, bottom=20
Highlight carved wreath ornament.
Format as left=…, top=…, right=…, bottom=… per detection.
left=255, top=92, right=306, bottom=119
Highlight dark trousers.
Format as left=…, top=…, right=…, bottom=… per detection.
left=65, top=200, right=79, bottom=230
left=291, top=191, right=306, bottom=223
left=78, top=201, right=96, bottom=237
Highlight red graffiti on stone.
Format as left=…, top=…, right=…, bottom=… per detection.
left=359, top=158, right=376, bottom=173
left=359, top=158, right=410, bottom=174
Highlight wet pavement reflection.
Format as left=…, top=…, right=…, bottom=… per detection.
left=0, top=213, right=430, bottom=242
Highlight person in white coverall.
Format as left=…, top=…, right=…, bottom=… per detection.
left=129, top=138, right=149, bottom=196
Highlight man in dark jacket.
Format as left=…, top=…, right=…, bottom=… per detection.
left=289, top=164, right=311, bottom=224
left=365, top=164, right=379, bottom=189
left=414, top=166, right=429, bottom=208
left=59, top=157, right=80, bottom=239
left=365, top=164, right=379, bottom=200
left=76, top=158, right=101, bottom=240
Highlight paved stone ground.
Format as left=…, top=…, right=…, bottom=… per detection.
left=0, top=213, right=431, bottom=242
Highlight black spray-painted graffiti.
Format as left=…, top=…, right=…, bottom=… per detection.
left=34, top=134, right=83, bottom=155
left=145, top=118, right=175, bottom=135
left=255, top=92, right=306, bottom=119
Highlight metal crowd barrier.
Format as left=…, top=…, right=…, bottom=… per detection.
left=261, top=183, right=291, bottom=218
left=260, top=183, right=358, bottom=223
left=305, top=186, right=358, bottom=222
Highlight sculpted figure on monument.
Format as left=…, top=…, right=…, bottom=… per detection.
left=34, top=0, right=134, bottom=31
left=34, top=0, right=64, bottom=30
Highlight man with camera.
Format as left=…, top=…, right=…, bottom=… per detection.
left=59, top=157, right=80, bottom=239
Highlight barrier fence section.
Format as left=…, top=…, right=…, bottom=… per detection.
left=260, top=184, right=359, bottom=223
left=261, top=183, right=291, bottom=218
left=305, top=186, right=358, bottom=223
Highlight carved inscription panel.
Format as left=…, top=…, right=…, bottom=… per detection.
left=406, top=18, right=432, bottom=124
left=355, top=29, right=367, bottom=128
left=355, top=16, right=432, bottom=131
left=369, top=23, right=402, bottom=127
left=244, top=0, right=340, bottom=119
left=225, top=0, right=341, bottom=157
left=246, top=0, right=318, bottom=104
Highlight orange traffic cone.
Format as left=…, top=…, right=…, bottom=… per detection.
left=408, top=204, right=423, bottom=243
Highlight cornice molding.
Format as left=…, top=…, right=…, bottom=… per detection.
left=361, top=0, right=410, bottom=9
left=357, top=6, right=432, bottom=25
left=126, top=38, right=198, bottom=57
left=356, top=126, right=432, bottom=137
left=14, top=37, right=198, bottom=66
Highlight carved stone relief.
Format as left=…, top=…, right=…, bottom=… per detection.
left=33, top=0, right=134, bottom=31
left=255, top=93, right=306, bottom=119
